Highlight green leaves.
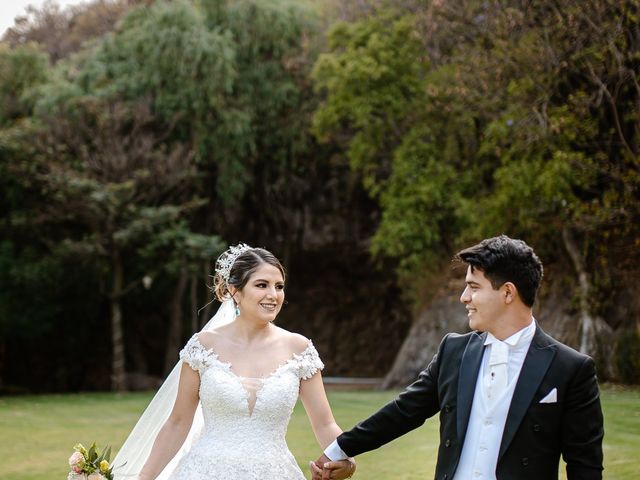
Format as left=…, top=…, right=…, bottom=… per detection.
left=311, top=8, right=466, bottom=276
left=70, top=442, right=114, bottom=480
left=97, top=444, right=112, bottom=463
left=85, top=0, right=236, bottom=119
left=313, top=11, right=424, bottom=152
left=371, top=126, right=463, bottom=272
left=312, top=9, right=428, bottom=206
left=0, top=43, right=48, bottom=125
left=311, top=0, right=640, bottom=294
left=137, top=219, right=225, bottom=275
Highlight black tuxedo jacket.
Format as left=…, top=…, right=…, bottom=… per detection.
left=337, top=327, right=604, bottom=480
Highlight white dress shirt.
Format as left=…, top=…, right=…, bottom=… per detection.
left=482, top=320, right=536, bottom=386
left=324, top=320, right=537, bottom=466
left=453, top=320, right=536, bottom=480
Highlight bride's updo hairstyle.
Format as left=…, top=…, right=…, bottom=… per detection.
left=213, top=244, right=285, bottom=302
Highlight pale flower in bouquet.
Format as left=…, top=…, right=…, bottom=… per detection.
left=69, top=451, right=85, bottom=473
left=66, top=443, right=114, bottom=480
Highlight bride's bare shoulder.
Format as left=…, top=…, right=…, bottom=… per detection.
left=273, top=327, right=311, bottom=354
left=195, top=330, right=225, bottom=350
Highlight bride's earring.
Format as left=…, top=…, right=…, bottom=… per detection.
left=234, top=303, right=241, bottom=317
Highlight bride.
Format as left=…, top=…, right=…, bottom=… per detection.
left=114, top=244, right=355, bottom=479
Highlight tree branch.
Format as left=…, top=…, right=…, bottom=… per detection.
left=586, top=60, right=635, bottom=157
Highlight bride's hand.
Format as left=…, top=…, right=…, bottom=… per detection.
left=309, top=459, right=323, bottom=480
left=320, top=458, right=356, bottom=480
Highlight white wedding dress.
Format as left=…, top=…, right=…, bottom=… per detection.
left=167, top=333, right=324, bottom=479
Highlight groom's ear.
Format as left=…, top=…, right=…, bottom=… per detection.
left=502, top=282, right=517, bottom=304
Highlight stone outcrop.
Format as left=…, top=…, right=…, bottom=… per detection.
left=382, top=268, right=623, bottom=388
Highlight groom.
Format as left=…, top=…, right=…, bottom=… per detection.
left=312, top=235, right=604, bottom=480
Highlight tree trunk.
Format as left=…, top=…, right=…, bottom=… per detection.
left=200, top=260, right=214, bottom=327
left=111, top=252, right=127, bottom=392
left=164, top=268, right=189, bottom=374
left=561, top=225, right=596, bottom=355
left=190, top=275, right=198, bottom=333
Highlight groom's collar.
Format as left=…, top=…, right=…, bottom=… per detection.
left=484, top=318, right=536, bottom=348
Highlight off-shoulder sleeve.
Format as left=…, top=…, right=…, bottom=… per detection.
left=179, top=334, right=210, bottom=374
left=295, top=341, right=324, bottom=380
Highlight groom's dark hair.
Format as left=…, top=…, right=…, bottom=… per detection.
left=455, top=235, right=543, bottom=307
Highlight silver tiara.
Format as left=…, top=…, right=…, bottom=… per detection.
left=215, top=243, right=253, bottom=283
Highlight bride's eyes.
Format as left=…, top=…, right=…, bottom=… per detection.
left=254, top=282, right=285, bottom=290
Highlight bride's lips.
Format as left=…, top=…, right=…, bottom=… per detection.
left=260, top=303, right=277, bottom=312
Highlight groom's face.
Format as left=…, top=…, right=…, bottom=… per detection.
left=460, top=266, right=506, bottom=334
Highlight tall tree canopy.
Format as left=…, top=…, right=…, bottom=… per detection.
left=0, top=0, right=326, bottom=391
left=312, top=0, right=640, bottom=355
left=2, top=0, right=639, bottom=391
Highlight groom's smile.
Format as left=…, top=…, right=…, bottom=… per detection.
left=460, top=265, right=508, bottom=335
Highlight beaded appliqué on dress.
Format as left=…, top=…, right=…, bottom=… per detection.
left=168, top=334, right=324, bottom=480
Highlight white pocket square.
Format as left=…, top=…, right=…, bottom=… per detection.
left=539, top=387, right=557, bottom=404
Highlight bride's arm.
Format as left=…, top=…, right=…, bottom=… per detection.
left=299, top=372, right=342, bottom=448
left=300, top=373, right=355, bottom=479
left=137, top=363, right=200, bottom=480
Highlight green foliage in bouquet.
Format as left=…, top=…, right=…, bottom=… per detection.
left=68, top=442, right=114, bottom=480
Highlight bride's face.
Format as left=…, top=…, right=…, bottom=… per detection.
left=233, top=263, right=285, bottom=323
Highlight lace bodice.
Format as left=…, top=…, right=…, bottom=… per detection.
left=167, top=334, right=324, bottom=480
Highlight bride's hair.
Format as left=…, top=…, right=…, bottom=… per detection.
left=213, top=247, right=285, bottom=301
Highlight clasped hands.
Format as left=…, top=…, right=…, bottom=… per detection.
left=309, top=454, right=356, bottom=480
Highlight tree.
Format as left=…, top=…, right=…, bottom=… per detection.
left=0, top=43, right=48, bottom=125
left=312, top=7, right=474, bottom=283
left=312, top=0, right=640, bottom=364
left=2, top=0, right=138, bottom=63
left=11, top=0, right=243, bottom=390
left=138, top=221, right=225, bottom=373
left=1, top=0, right=333, bottom=392
left=24, top=94, right=224, bottom=391
left=464, top=0, right=640, bottom=355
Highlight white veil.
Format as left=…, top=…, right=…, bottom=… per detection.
left=113, top=299, right=235, bottom=479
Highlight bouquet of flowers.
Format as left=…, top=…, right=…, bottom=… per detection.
left=67, top=442, right=114, bottom=480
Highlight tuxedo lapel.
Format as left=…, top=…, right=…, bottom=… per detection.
left=499, top=327, right=557, bottom=459
left=457, top=332, right=485, bottom=445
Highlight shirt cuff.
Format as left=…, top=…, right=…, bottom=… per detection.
left=324, top=440, right=349, bottom=461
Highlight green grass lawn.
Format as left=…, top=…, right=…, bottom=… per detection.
left=0, top=385, right=637, bottom=479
